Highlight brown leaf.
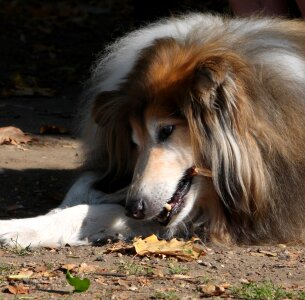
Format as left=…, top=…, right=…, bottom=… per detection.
left=95, top=277, right=106, bottom=285
left=34, top=266, right=48, bottom=273
left=40, top=125, right=69, bottom=135
left=0, top=126, right=35, bottom=145
left=61, top=264, right=77, bottom=271
left=78, top=263, right=99, bottom=274
left=2, top=73, right=55, bottom=97
left=105, top=240, right=134, bottom=253
left=133, top=235, right=205, bottom=261
left=6, top=285, right=30, bottom=295
left=200, top=284, right=228, bottom=297
left=200, top=284, right=216, bottom=295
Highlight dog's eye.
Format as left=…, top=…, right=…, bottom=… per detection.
left=157, top=125, right=175, bottom=143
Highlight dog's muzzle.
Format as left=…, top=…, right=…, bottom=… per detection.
left=125, top=167, right=195, bottom=224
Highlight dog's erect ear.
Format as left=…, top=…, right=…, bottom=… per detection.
left=92, top=91, right=125, bottom=125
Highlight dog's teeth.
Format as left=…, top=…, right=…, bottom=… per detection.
left=164, top=203, right=172, bottom=211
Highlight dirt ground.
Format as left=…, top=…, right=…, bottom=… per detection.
left=0, top=1, right=305, bottom=299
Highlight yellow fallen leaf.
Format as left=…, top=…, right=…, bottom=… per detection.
left=133, top=234, right=205, bottom=261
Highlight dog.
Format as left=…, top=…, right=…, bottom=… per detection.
left=1, top=13, right=305, bottom=247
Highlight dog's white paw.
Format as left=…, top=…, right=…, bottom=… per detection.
left=0, top=221, right=40, bottom=248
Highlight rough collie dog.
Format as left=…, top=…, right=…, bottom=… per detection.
left=1, top=14, right=305, bottom=247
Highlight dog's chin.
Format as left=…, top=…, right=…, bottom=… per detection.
left=155, top=169, right=198, bottom=227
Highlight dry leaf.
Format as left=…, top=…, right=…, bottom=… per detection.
left=61, top=264, right=77, bottom=271
left=8, top=270, right=33, bottom=280
left=105, top=241, right=134, bottom=253
left=200, top=283, right=228, bottom=296
left=200, top=284, right=216, bottom=295
left=34, top=266, right=48, bottom=273
left=6, top=285, right=30, bottom=295
left=219, top=283, right=231, bottom=289
left=40, top=124, right=69, bottom=135
left=0, top=126, right=35, bottom=145
left=78, top=263, right=98, bottom=274
left=95, top=277, right=106, bottom=285
left=133, top=234, right=205, bottom=261
left=2, top=73, right=55, bottom=97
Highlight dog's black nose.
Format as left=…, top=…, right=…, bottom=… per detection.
left=125, top=198, right=145, bottom=219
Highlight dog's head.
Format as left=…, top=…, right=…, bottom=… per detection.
left=92, top=38, right=267, bottom=237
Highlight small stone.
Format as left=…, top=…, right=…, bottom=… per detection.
left=240, top=278, right=249, bottom=284
left=198, top=261, right=212, bottom=268
left=95, top=256, right=106, bottom=262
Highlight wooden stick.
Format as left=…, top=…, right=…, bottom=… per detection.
left=192, top=167, right=212, bottom=178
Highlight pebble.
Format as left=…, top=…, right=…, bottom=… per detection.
left=287, top=272, right=293, bottom=278
left=198, top=261, right=212, bottom=268
left=95, top=256, right=106, bottom=262
left=240, top=278, right=249, bottom=284
left=278, top=250, right=290, bottom=260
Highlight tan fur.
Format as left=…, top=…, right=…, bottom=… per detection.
left=89, top=15, right=305, bottom=244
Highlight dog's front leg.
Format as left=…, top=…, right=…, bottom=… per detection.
left=0, top=204, right=162, bottom=248
left=49, top=172, right=127, bottom=215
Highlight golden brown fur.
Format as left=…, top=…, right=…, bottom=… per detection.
left=89, top=15, right=305, bottom=244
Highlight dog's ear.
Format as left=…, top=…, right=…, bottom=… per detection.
left=92, top=90, right=135, bottom=179
left=92, top=91, right=125, bottom=125
left=186, top=55, right=263, bottom=215
left=191, top=56, right=236, bottom=112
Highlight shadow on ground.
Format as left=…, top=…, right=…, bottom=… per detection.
left=0, top=168, right=80, bottom=219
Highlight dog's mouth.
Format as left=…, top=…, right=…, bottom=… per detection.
left=156, top=167, right=195, bottom=226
